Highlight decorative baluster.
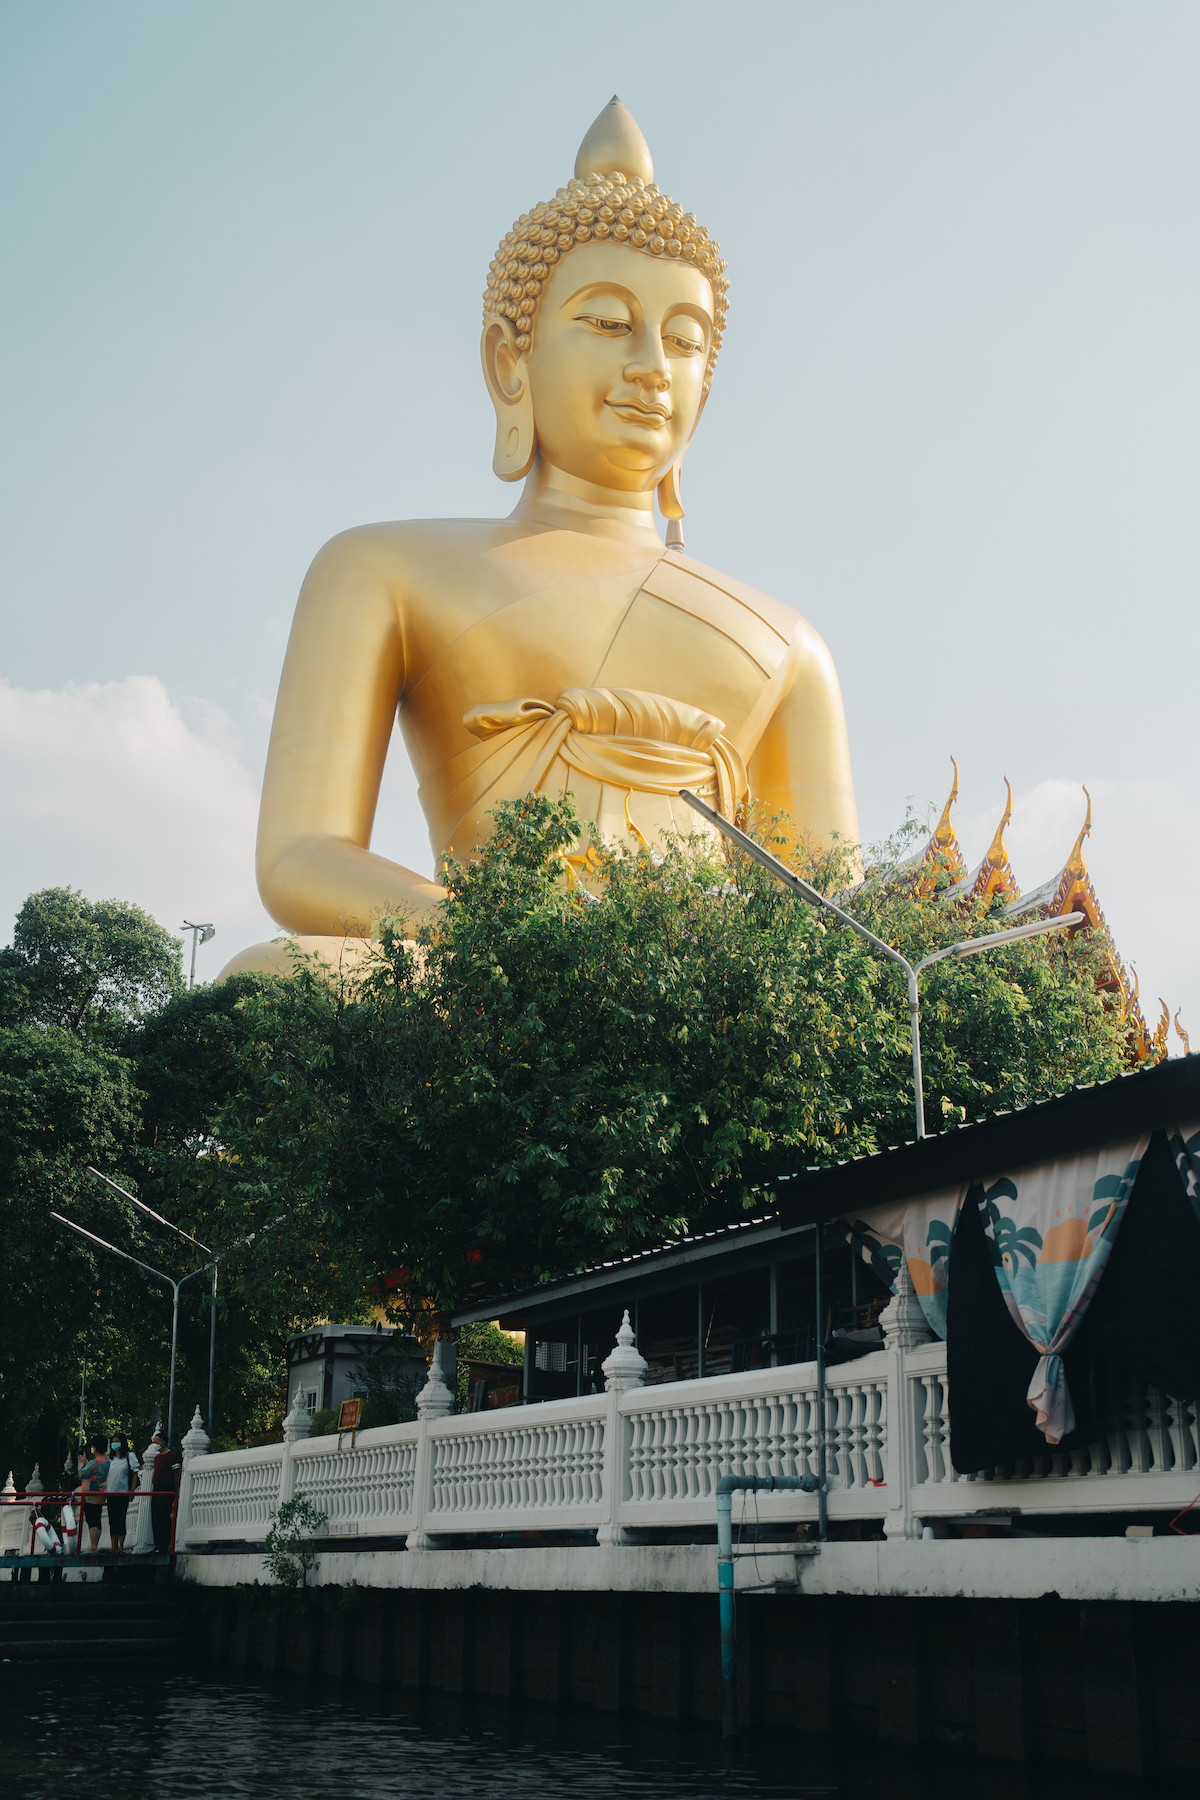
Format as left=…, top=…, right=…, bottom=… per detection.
left=1103, top=1381, right=1131, bottom=1476
left=1167, top=1395, right=1197, bottom=1472
left=1145, top=1387, right=1173, bottom=1474
left=802, top=1386, right=819, bottom=1484
left=914, top=1376, right=934, bottom=1487
left=844, top=1384, right=863, bottom=1489
left=862, top=1384, right=884, bottom=1487
left=1132, top=1389, right=1154, bottom=1475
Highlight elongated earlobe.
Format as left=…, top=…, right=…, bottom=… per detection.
left=657, top=460, right=685, bottom=551
left=493, top=385, right=536, bottom=481
left=482, top=318, right=537, bottom=482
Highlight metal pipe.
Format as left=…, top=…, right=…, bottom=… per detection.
left=716, top=1473, right=819, bottom=1741
left=208, top=1264, right=218, bottom=1443
left=167, top=1282, right=181, bottom=1445
left=50, top=1213, right=207, bottom=1449
left=814, top=1222, right=828, bottom=1541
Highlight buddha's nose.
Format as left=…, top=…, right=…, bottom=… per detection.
left=624, top=346, right=671, bottom=393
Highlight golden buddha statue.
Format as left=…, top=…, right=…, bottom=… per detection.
left=220, top=99, right=858, bottom=980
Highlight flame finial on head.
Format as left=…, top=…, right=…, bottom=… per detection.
left=574, top=96, right=654, bottom=184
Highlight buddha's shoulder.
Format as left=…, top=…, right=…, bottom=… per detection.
left=305, top=517, right=530, bottom=580
left=643, top=550, right=814, bottom=648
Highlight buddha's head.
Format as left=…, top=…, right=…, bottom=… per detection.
left=481, top=98, right=728, bottom=524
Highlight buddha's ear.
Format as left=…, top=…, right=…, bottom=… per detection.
left=656, top=387, right=710, bottom=547
left=481, top=317, right=536, bottom=481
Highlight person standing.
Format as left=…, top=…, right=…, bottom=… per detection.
left=105, top=1435, right=139, bottom=1554
left=77, top=1435, right=109, bottom=1554
left=150, top=1430, right=181, bottom=1554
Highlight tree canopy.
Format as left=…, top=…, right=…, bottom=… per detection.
left=0, top=805, right=1131, bottom=1481
left=193, top=795, right=1129, bottom=1323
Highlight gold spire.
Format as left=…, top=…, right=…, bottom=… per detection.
left=932, top=757, right=959, bottom=851
left=574, top=96, right=654, bottom=183
left=984, top=777, right=1013, bottom=871
left=1176, top=1010, right=1192, bottom=1056
left=1065, top=786, right=1092, bottom=881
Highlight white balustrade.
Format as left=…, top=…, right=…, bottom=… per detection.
left=292, top=1430, right=419, bottom=1534
left=175, top=1321, right=1200, bottom=1552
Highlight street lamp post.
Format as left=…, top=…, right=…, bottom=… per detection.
left=49, top=1214, right=208, bottom=1443
left=179, top=921, right=215, bottom=988
left=85, top=1168, right=284, bottom=1443
left=679, top=790, right=1084, bottom=1141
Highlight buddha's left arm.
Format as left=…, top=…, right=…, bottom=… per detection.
left=744, top=619, right=860, bottom=864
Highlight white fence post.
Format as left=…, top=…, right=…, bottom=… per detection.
left=405, top=1341, right=454, bottom=1551
left=279, top=1393, right=312, bottom=1511
left=129, top=1424, right=160, bottom=1554
left=176, top=1406, right=210, bottom=1545
left=879, top=1263, right=935, bottom=1539
left=597, top=1311, right=646, bottom=1547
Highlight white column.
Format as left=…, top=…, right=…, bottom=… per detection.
left=405, top=1341, right=457, bottom=1551
left=176, top=1406, right=211, bottom=1546
left=129, top=1425, right=159, bottom=1554
left=596, top=1311, right=646, bottom=1548
left=278, top=1392, right=312, bottom=1510
left=879, top=1262, right=935, bottom=1540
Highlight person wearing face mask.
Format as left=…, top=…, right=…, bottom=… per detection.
left=104, top=1434, right=140, bottom=1554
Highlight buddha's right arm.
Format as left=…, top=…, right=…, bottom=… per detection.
left=255, top=531, right=446, bottom=937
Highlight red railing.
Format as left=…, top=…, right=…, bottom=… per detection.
left=0, top=1487, right=180, bottom=1558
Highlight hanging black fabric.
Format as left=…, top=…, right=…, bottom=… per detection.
left=947, top=1127, right=1200, bottom=1473
left=1094, top=1127, right=1200, bottom=1401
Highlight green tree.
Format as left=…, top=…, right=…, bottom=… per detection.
left=0, top=887, right=182, bottom=1038
left=199, top=795, right=1127, bottom=1328
left=0, top=888, right=181, bottom=1484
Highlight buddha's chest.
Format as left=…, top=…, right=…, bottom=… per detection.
left=397, top=550, right=790, bottom=770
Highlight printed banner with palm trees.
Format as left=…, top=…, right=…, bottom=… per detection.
left=842, top=1121, right=1200, bottom=1443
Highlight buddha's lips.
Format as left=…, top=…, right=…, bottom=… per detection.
left=607, top=399, right=671, bottom=425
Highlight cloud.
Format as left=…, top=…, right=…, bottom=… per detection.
left=0, top=675, right=273, bottom=980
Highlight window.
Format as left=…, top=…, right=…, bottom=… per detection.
left=302, top=1389, right=318, bottom=1415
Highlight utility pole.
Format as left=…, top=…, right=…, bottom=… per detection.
left=179, top=921, right=215, bottom=988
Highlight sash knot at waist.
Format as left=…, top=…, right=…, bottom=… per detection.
left=462, top=686, right=749, bottom=820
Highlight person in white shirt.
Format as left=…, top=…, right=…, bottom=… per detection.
left=105, top=1435, right=140, bottom=1553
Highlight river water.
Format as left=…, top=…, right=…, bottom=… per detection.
left=2, top=1664, right=1133, bottom=1799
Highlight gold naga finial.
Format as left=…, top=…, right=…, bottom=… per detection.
left=1153, top=999, right=1171, bottom=1060
left=575, top=96, right=654, bottom=184
left=932, top=757, right=959, bottom=849
left=1175, top=1010, right=1192, bottom=1056
left=1066, top=785, right=1093, bottom=880
left=984, top=776, right=1013, bottom=869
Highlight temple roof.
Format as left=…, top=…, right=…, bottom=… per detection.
left=902, top=771, right=1181, bottom=1063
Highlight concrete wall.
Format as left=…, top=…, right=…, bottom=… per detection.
left=178, top=1535, right=1200, bottom=1604
left=196, top=1572, right=1200, bottom=1777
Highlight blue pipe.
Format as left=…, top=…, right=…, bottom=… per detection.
left=717, top=1473, right=820, bottom=1741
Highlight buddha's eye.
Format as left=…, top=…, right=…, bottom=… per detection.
left=576, top=311, right=632, bottom=336
left=664, top=331, right=704, bottom=357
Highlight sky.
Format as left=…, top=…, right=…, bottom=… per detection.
left=1, top=1, right=1196, bottom=1041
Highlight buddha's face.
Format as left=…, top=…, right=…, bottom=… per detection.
left=487, top=241, right=714, bottom=494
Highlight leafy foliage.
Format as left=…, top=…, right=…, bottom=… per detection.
left=199, top=794, right=1127, bottom=1322
left=0, top=887, right=182, bottom=1039
left=263, top=1491, right=327, bottom=1589
left=0, top=797, right=1128, bottom=1479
